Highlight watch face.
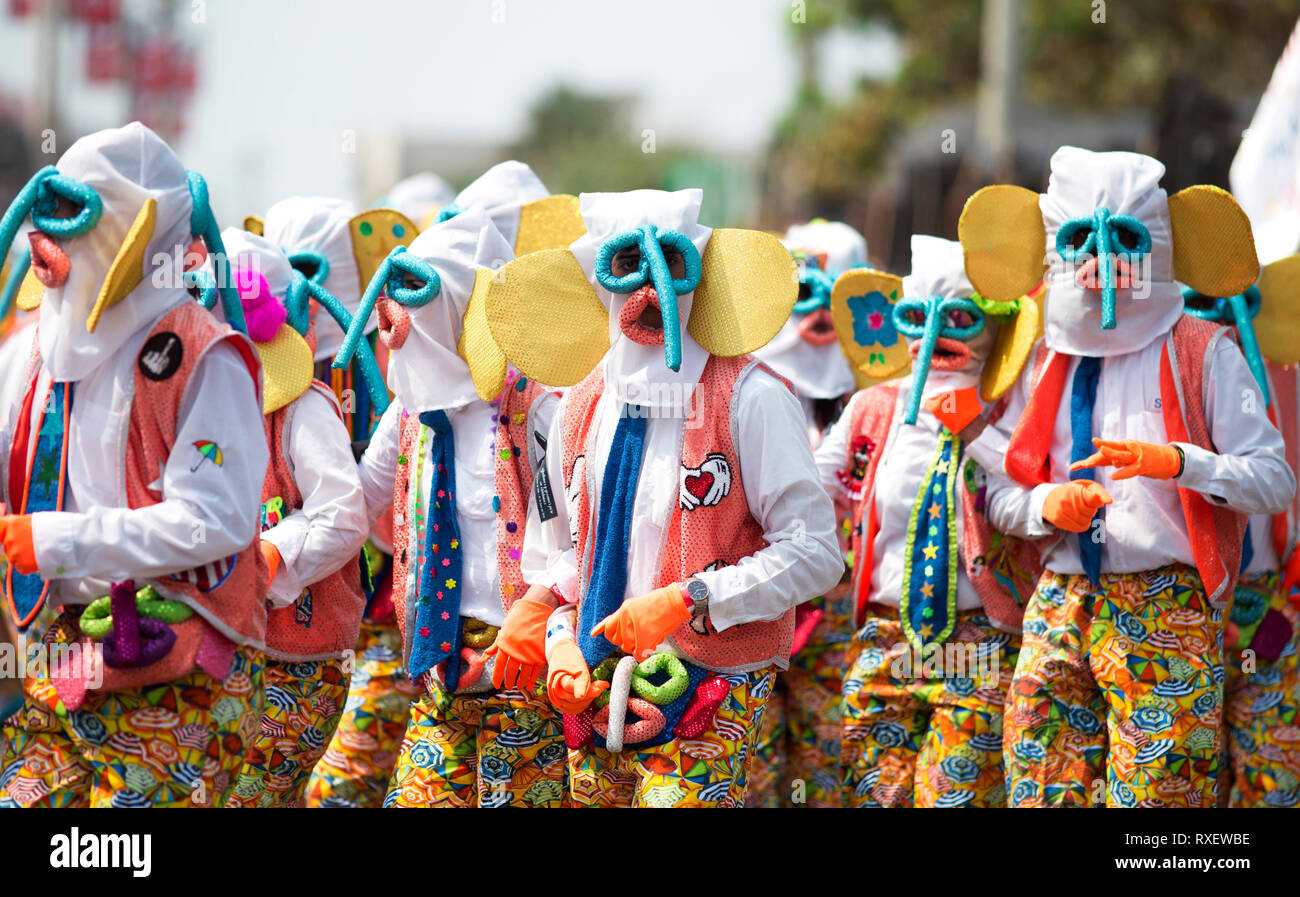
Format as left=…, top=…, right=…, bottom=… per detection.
left=687, top=579, right=708, bottom=602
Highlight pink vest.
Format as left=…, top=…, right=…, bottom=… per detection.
left=1006, top=315, right=1247, bottom=606
left=561, top=355, right=795, bottom=674
left=388, top=373, right=549, bottom=653
left=840, top=383, right=1041, bottom=633
left=1266, top=361, right=1299, bottom=564
left=261, top=381, right=365, bottom=661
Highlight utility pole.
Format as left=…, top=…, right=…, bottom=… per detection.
left=975, top=0, right=1021, bottom=180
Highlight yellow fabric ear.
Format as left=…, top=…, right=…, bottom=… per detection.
left=1168, top=185, right=1260, bottom=299
left=349, top=209, right=419, bottom=291
left=1256, top=254, right=1300, bottom=365
left=243, top=215, right=265, bottom=236
left=88, top=197, right=156, bottom=333
left=459, top=267, right=508, bottom=402
left=830, top=268, right=911, bottom=381
left=515, top=195, right=587, bottom=256
left=15, top=269, right=43, bottom=311
left=980, top=281, right=1045, bottom=402
left=485, top=249, right=610, bottom=387
left=257, top=323, right=315, bottom=414
left=958, top=185, right=1047, bottom=305
left=688, top=229, right=797, bottom=357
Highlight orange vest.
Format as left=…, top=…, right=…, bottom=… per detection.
left=840, top=382, right=1041, bottom=632
left=1005, top=316, right=1247, bottom=606
left=261, top=381, right=365, bottom=661
left=388, top=372, right=548, bottom=669
left=561, top=355, right=796, bottom=674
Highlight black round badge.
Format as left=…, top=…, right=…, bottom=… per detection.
left=138, top=332, right=184, bottom=381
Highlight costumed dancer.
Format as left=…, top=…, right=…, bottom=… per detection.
left=0, top=122, right=270, bottom=807
left=749, top=218, right=866, bottom=806
left=814, top=235, right=1043, bottom=807
left=1181, top=257, right=1300, bottom=808
left=488, top=188, right=843, bottom=807
left=963, top=146, right=1294, bottom=807
left=205, top=229, right=370, bottom=808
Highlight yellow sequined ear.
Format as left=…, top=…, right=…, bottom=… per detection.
left=244, top=215, right=265, bottom=236
left=88, top=197, right=156, bottom=333
left=459, top=267, right=508, bottom=402
left=830, top=268, right=911, bottom=380
left=1256, top=254, right=1300, bottom=365
left=515, top=195, right=587, bottom=256
left=15, top=269, right=42, bottom=311
left=1168, top=185, right=1260, bottom=298
left=959, top=185, right=1047, bottom=305
left=980, top=281, right=1045, bottom=401
left=688, top=229, right=797, bottom=357
left=485, top=249, right=610, bottom=387
left=258, top=323, right=315, bottom=414
left=349, top=209, right=419, bottom=291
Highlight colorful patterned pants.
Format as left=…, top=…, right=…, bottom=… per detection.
left=749, top=594, right=850, bottom=807
left=226, top=658, right=349, bottom=808
left=305, top=617, right=421, bottom=808
left=1004, top=564, right=1225, bottom=808
left=841, top=605, right=1019, bottom=807
left=385, top=680, right=566, bottom=807
left=1221, top=570, right=1300, bottom=808
left=569, top=668, right=774, bottom=808
left=0, top=644, right=264, bottom=808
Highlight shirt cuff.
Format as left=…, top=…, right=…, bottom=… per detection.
left=1028, top=483, right=1059, bottom=537
left=31, top=511, right=77, bottom=578
left=262, top=518, right=308, bottom=609
left=1173, top=442, right=1229, bottom=505
left=544, top=603, right=577, bottom=658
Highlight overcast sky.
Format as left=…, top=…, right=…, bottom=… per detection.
left=0, top=0, right=899, bottom=217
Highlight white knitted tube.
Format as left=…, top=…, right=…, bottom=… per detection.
left=604, top=655, right=638, bottom=753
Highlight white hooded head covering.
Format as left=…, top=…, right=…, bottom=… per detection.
left=756, top=219, right=866, bottom=399
left=1039, top=146, right=1183, bottom=357
left=218, top=227, right=294, bottom=311
left=450, top=161, right=549, bottom=250
left=568, top=189, right=713, bottom=412
left=381, top=172, right=456, bottom=227
left=263, top=196, right=363, bottom=361
left=900, top=235, right=997, bottom=397
left=386, top=205, right=514, bottom=414
left=38, top=122, right=194, bottom=383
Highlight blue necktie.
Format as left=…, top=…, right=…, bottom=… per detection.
left=577, top=404, right=648, bottom=668
left=10, top=381, right=73, bottom=628
left=1069, top=355, right=1104, bottom=585
left=900, top=426, right=959, bottom=649
left=410, top=409, right=464, bottom=687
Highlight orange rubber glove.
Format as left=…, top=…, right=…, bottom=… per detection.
left=591, top=583, right=691, bottom=661
left=260, top=539, right=282, bottom=583
left=0, top=515, right=37, bottom=575
left=1042, top=481, right=1113, bottom=533
left=484, top=597, right=553, bottom=689
left=546, top=638, right=609, bottom=714
left=1282, top=550, right=1300, bottom=602
left=922, top=387, right=983, bottom=434
left=1069, top=438, right=1182, bottom=481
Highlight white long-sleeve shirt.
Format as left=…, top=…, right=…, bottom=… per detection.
left=814, top=375, right=1007, bottom=609
left=1, top=319, right=268, bottom=608
left=261, top=385, right=369, bottom=608
left=525, top=360, right=844, bottom=657
left=984, top=334, right=1294, bottom=574
left=359, top=393, right=557, bottom=630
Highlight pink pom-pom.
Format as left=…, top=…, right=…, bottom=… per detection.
left=235, top=268, right=286, bottom=342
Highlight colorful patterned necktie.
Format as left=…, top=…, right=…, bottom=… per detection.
left=900, top=426, right=959, bottom=650
left=410, top=409, right=464, bottom=686
left=1069, top=355, right=1104, bottom=584
left=578, top=404, right=648, bottom=667
left=8, top=380, right=73, bottom=629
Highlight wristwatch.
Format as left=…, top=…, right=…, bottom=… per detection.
left=684, top=578, right=710, bottom=634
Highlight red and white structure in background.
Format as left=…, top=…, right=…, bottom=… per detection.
left=7, top=0, right=199, bottom=140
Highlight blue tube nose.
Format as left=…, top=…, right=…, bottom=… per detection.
left=334, top=246, right=440, bottom=370
left=595, top=226, right=702, bottom=372
left=893, top=295, right=986, bottom=426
